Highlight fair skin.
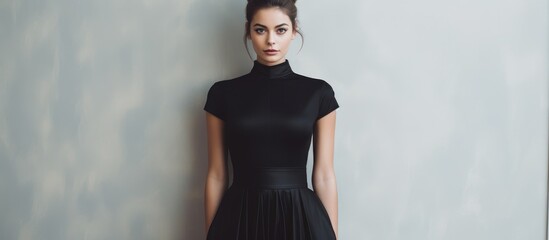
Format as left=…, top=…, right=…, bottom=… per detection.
left=248, top=7, right=296, bottom=66
left=205, top=6, right=338, bottom=238
left=312, top=111, right=339, bottom=237
left=204, top=113, right=228, bottom=234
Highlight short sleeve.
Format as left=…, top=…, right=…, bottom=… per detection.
left=317, top=81, right=340, bottom=120
left=204, top=82, right=226, bottom=120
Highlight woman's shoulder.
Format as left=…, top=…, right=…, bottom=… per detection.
left=292, top=73, right=334, bottom=89
left=207, top=74, right=248, bottom=88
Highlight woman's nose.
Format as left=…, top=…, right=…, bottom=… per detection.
left=267, top=33, right=275, bottom=45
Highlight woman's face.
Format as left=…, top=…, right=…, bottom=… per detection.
left=248, top=7, right=296, bottom=66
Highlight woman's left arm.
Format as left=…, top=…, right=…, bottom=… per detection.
left=312, top=110, right=338, bottom=238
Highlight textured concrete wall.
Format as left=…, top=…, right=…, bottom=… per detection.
left=0, top=0, right=547, bottom=239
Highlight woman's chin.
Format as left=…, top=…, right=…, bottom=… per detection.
left=258, top=55, right=284, bottom=65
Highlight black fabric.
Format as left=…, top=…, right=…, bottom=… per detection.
left=204, top=59, right=339, bottom=240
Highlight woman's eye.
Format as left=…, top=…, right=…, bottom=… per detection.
left=254, top=28, right=265, bottom=34
left=277, top=28, right=287, bottom=34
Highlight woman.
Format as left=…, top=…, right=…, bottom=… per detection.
left=203, top=0, right=339, bottom=239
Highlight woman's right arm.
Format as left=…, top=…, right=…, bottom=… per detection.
left=204, top=112, right=229, bottom=233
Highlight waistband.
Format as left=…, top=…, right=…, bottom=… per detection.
left=232, top=167, right=308, bottom=189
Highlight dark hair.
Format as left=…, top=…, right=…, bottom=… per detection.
left=243, top=0, right=304, bottom=60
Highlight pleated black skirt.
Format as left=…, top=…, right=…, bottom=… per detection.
left=206, top=168, right=336, bottom=240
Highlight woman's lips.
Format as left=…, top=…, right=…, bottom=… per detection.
left=264, top=49, right=279, bottom=55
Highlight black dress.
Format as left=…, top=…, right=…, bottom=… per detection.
left=203, top=59, right=339, bottom=240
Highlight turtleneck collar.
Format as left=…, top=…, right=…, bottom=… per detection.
left=250, top=59, right=294, bottom=79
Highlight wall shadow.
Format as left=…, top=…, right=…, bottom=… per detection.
left=175, top=1, right=250, bottom=239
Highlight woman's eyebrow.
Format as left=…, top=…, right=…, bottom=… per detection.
left=253, top=23, right=289, bottom=28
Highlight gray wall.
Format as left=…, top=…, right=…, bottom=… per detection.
left=0, top=0, right=547, bottom=239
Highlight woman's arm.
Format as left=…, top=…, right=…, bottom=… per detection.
left=312, top=110, right=338, bottom=238
left=204, top=112, right=229, bottom=233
